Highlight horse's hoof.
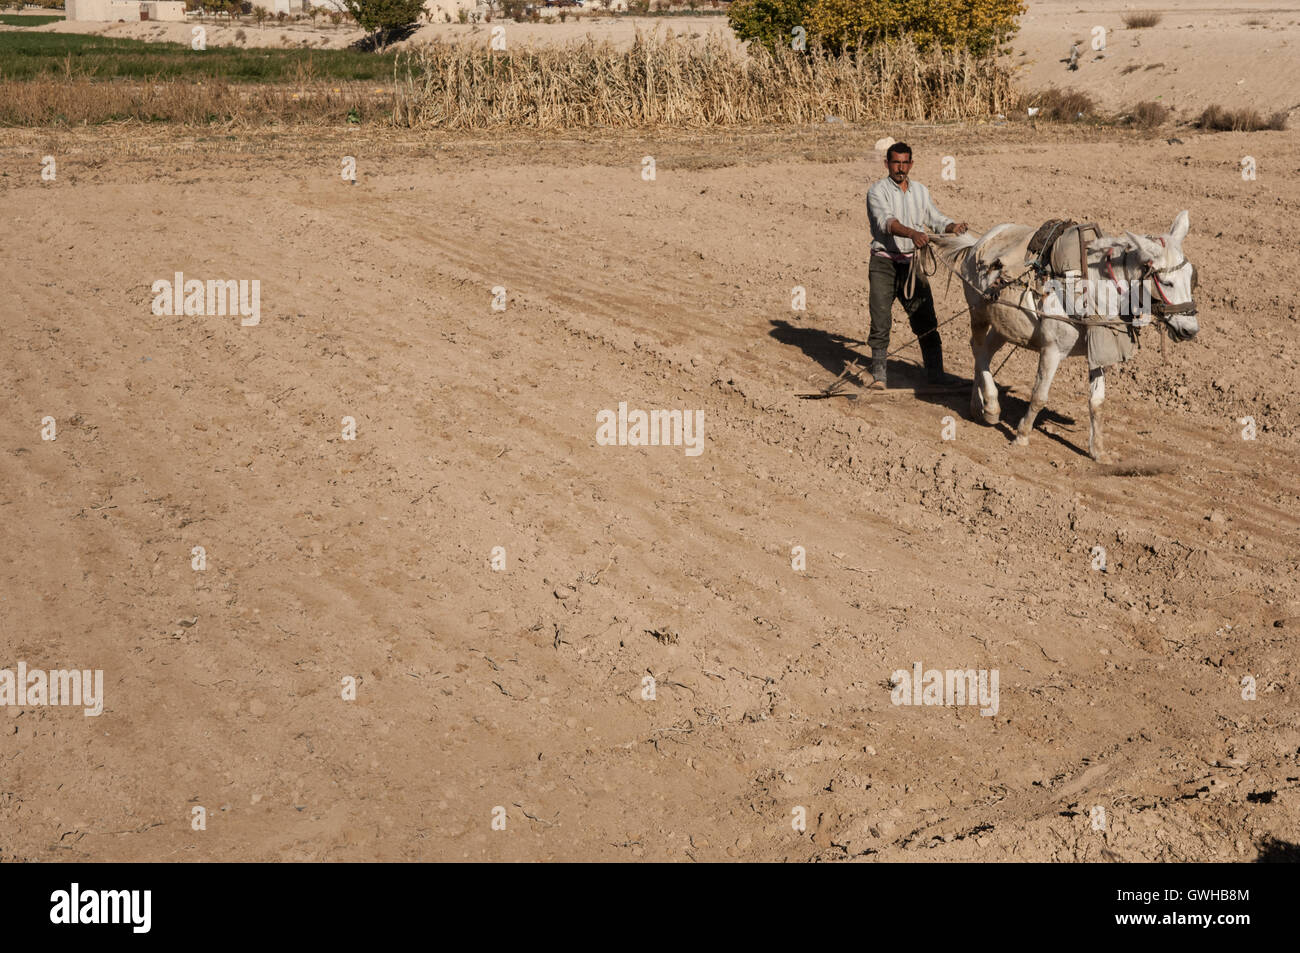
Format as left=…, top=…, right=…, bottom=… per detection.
left=983, top=409, right=1001, bottom=426
left=1092, top=450, right=1118, bottom=465
left=1014, top=434, right=1030, bottom=447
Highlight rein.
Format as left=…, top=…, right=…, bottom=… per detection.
left=903, top=243, right=938, bottom=299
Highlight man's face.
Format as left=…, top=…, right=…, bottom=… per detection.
left=886, top=153, right=912, bottom=184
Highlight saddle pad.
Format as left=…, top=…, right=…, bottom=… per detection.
left=1049, top=226, right=1091, bottom=276
left=1086, top=324, right=1135, bottom=370
left=1027, top=218, right=1075, bottom=259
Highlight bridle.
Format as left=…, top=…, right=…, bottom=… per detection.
left=1101, top=236, right=1198, bottom=338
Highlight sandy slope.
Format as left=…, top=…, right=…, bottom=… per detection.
left=1013, top=0, right=1300, bottom=115
left=1, top=117, right=1296, bottom=861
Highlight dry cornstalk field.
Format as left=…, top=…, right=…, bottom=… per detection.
left=394, top=34, right=1019, bottom=128
left=0, top=34, right=1017, bottom=128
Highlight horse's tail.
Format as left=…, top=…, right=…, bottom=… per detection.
left=927, top=231, right=983, bottom=303
left=930, top=230, right=981, bottom=273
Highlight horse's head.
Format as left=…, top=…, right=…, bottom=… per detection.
left=1124, top=210, right=1199, bottom=341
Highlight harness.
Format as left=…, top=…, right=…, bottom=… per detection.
left=886, top=224, right=1198, bottom=372
left=971, top=220, right=1197, bottom=337
left=1103, top=236, right=1199, bottom=323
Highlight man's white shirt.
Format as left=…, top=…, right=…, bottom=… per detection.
left=866, top=176, right=954, bottom=256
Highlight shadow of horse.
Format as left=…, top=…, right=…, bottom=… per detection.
left=768, top=319, right=1088, bottom=455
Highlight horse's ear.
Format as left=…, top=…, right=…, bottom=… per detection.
left=1125, top=231, right=1165, bottom=262
left=1170, top=210, right=1190, bottom=246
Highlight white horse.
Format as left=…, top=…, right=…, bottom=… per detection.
left=932, top=211, right=1199, bottom=461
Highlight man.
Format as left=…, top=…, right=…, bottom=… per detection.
left=865, top=142, right=968, bottom=390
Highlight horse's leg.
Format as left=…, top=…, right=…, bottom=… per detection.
left=969, top=320, right=989, bottom=420
left=980, top=330, right=1006, bottom=424
left=1014, top=344, right=1062, bottom=446
left=1088, top=367, right=1107, bottom=461
left=969, top=318, right=1003, bottom=425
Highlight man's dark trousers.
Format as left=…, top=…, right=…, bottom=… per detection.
left=868, top=254, right=944, bottom=382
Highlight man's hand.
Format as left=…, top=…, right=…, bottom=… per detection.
left=911, top=228, right=931, bottom=248
left=945, top=222, right=969, bottom=235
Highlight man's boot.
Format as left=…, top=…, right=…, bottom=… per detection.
left=870, top=348, right=888, bottom=390
left=920, top=336, right=944, bottom=382
left=920, top=337, right=961, bottom=387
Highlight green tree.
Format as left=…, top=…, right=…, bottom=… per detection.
left=809, top=0, right=1025, bottom=55
left=729, top=0, right=1024, bottom=56
left=339, top=0, right=426, bottom=46
left=727, top=0, right=814, bottom=54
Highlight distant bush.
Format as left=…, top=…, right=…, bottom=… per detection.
left=1026, top=86, right=1095, bottom=121
left=1196, top=105, right=1288, bottom=131
left=1121, top=11, right=1161, bottom=28
left=1128, top=100, right=1168, bottom=128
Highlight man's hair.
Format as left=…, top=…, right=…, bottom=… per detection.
left=885, top=142, right=913, bottom=161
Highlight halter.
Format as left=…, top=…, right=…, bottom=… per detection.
left=1101, top=236, right=1198, bottom=337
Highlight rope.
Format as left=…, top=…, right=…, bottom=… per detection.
left=903, top=241, right=938, bottom=300
left=884, top=303, right=970, bottom=360
left=991, top=344, right=1021, bottom=377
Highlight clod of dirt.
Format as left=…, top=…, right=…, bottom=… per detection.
left=647, top=628, right=680, bottom=645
